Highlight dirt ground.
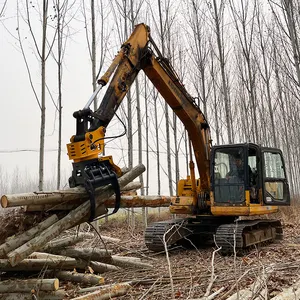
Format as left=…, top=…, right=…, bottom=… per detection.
left=1, top=208, right=300, bottom=299
left=87, top=209, right=300, bottom=299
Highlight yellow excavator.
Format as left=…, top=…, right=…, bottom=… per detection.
left=67, top=23, right=290, bottom=254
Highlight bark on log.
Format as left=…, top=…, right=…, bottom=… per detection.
left=28, top=252, right=69, bottom=260
left=0, top=258, right=115, bottom=273
left=47, top=247, right=112, bottom=262
left=25, top=203, right=81, bottom=212
left=25, top=195, right=170, bottom=212
left=51, top=271, right=104, bottom=285
left=87, top=261, right=119, bottom=273
left=7, top=164, right=145, bottom=266
left=104, top=195, right=170, bottom=208
left=1, top=181, right=141, bottom=209
left=0, top=258, right=78, bottom=271
left=72, top=283, right=131, bottom=300
left=121, top=182, right=142, bottom=191
left=108, top=256, right=153, bottom=269
left=77, top=282, right=131, bottom=294
left=0, top=290, right=65, bottom=300
left=0, top=215, right=59, bottom=258
left=1, top=188, right=86, bottom=208
left=42, top=233, right=94, bottom=252
left=0, top=278, right=59, bottom=292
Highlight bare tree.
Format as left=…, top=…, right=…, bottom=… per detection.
left=209, top=0, right=233, bottom=144
left=0, top=0, right=7, bottom=17
left=229, top=0, right=259, bottom=143
left=16, top=0, right=57, bottom=191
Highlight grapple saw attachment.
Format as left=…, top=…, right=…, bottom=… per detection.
left=69, top=156, right=122, bottom=222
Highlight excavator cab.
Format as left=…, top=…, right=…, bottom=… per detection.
left=211, top=143, right=290, bottom=216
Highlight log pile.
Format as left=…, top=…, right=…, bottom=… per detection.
left=0, top=164, right=160, bottom=299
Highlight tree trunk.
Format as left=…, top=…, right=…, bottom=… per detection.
left=39, top=0, right=48, bottom=191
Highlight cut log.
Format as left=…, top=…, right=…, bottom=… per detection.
left=0, top=290, right=65, bottom=300
left=0, top=258, right=79, bottom=271
left=7, top=164, right=145, bottom=266
left=104, top=195, right=170, bottom=208
left=51, top=270, right=104, bottom=285
left=88, top=261, right=119, bottom=273
left=1, top=188, right=87, bottom=208
left=0, top=257, right=116, bottom=273
left=42, top=233, right=94, bottom=251
left=72, top=282, right=131, bottom=300
left=1, top=181, right=141, bottom=209
left=109, top=256, right=153, bottom=269
left=47, top=247, right=112, bottom=261
left=0, top=215, right=59, bottom=258
left=121, top=181, right=142, bottom=191
left=24, top=194, right=169, bottom=212
left=28, top=252, right=69, bottom=260
left=24, top=203, right=81, bottom=212
left=0, top=278, right=59, bottom=292
left=99, top=236, right=120, bottom=243
left=77, top=282, right=131, bottom=294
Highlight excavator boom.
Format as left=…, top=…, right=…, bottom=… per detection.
left=67, top=23, right=290, bottom=253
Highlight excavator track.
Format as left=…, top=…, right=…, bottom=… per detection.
left=145, top=218, right=283, bottom=254
left=215, top=219, right=283, bottom=254
left=145, top=218, right=191, bottom=252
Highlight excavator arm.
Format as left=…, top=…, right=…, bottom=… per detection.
left=67, top=23, right=211, bottom=220
left=96, top=24, right=211, bottom=190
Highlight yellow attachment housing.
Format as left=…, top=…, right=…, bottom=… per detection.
left=177, top=176, right=201, bottom=197
left=67, top=126, right=105, bottom=163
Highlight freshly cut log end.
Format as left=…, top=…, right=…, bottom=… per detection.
left=1, top=196, right=8, bottom=208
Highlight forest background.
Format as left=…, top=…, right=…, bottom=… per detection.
left=0, top=0, right=299, bottom=204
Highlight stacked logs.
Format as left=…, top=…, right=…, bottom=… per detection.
left=0, top=164, right=161, bottom=299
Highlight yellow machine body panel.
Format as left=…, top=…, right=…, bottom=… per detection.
left=67, top=127, right=105, bottom=163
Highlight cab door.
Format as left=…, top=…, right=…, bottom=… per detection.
left=262, top=148, right=290, bottom=206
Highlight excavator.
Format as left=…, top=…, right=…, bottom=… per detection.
left=67, top=23, right=290, bottom=254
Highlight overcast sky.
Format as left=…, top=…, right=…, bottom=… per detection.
left=0, top=1, right=178, bottom=194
